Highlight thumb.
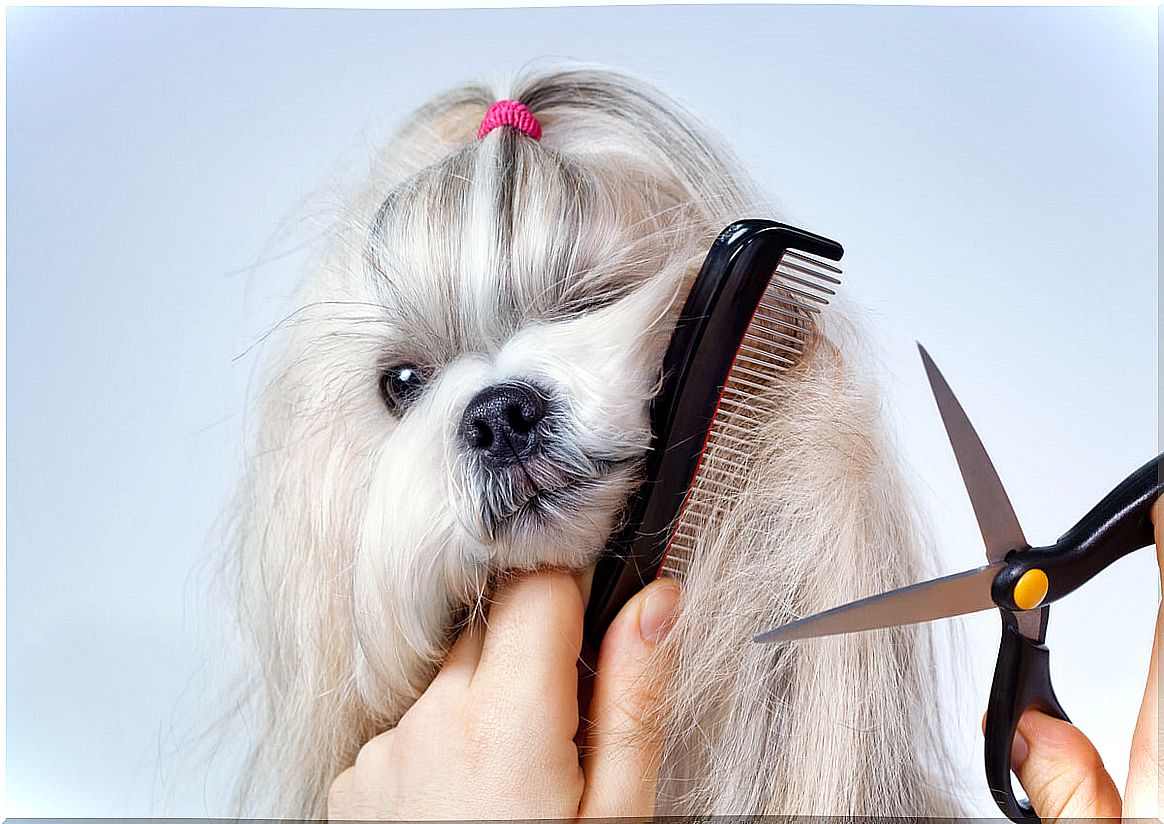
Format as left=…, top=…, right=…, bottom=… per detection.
left=578, top=578, right=680, bottom=819
left=1011, top=709, right=1123, bottom=820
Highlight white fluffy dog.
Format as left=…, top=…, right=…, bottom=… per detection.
left=230, top=67, right=963, bottom=818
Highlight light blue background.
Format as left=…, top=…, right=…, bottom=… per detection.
left=7, top=5, right=1158, bottom=816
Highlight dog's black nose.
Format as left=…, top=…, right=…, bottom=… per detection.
left=462, top=383, right=549, bottom=467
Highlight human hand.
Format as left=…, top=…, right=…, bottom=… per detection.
left=999, top=497, right=1161, bottom=820
left=327, top=570, right=681, bottom=820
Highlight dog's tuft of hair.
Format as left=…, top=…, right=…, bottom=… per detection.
left=229, top=66, right=965, bottom=818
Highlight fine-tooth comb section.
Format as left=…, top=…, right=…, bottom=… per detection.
left=660, top=249, right=842, bottom=581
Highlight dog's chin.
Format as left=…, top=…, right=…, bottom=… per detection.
left=483, top=463, right=640, bottom=570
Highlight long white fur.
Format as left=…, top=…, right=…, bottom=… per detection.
left=229, top=67, right=965, bottom=818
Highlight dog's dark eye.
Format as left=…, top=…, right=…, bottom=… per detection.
left=380, top=365, right=426, bottom=414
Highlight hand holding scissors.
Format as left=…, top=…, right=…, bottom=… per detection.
left=999, top=495, right=1159, bottom=820
left=756, top=346, right=1162, bottom=822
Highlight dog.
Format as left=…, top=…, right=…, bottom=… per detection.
left=229, top=67, right=965, bottom=818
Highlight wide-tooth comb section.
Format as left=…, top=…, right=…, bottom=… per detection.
left=660, top=249, right=842, bottom=580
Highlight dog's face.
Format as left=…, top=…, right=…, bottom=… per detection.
left=273, top=142, right=703, bottom=716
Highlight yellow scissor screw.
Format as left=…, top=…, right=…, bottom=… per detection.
left=1013, top=568, right=1049, bottom=611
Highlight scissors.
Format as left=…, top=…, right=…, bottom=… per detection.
left=754, top=344, right=1163, bottom=823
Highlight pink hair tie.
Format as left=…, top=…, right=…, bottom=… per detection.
left=477, top=100, right=542, bottom=141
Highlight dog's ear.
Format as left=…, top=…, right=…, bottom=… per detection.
left=230, top=358, right=386, bottom=818
left=644, top=330, right=959, bottom=816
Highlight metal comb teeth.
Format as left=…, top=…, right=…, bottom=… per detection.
left=661, top=248, right=843, bottom=581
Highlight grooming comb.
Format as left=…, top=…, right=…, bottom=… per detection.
left=583, top=219, right=843, bottom=641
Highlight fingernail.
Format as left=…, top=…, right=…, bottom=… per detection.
left=577, top=565, right=595, bottom=603
left=639, top=580, right=680, bottom=643
left=1010, top=729, right=1030, bottom=772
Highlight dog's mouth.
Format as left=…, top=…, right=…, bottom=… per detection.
left=481, top=458, right=631, bottom=540
left=509, top=473, right=604, bottom=521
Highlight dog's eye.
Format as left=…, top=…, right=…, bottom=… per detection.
left=380, top=365, right=426, bottom=413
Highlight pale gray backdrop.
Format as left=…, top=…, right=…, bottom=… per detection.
left=6, top=4, right=1158, bottom=816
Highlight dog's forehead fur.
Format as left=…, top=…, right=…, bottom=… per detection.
left=363, top=133, right=673, bottom=363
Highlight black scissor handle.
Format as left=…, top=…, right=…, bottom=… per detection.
left=985, top=609, right=1069, bottom=823
left=986, top=453, right=1162, bottom=822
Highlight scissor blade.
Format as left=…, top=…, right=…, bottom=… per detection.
left=753, top=563, right=1002, bottom=643
left=918, top=344, right=1028, bottom=563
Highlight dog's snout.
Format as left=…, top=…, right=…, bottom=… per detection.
left=462, top=383, right=549, bottom=467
